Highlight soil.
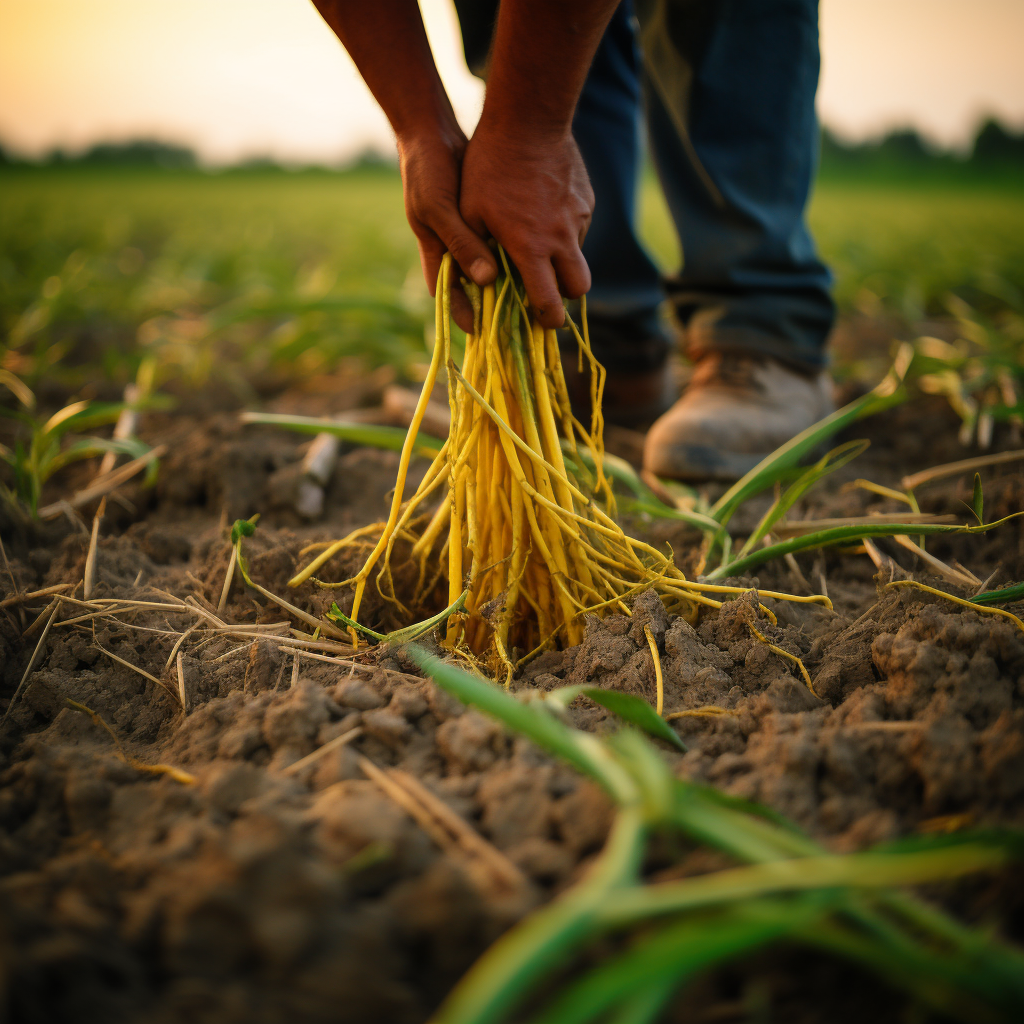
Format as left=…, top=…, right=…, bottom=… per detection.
left=1, top=356, right=1023, bottom=1024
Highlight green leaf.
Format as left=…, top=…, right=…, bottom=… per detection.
left=407, top=648, right=639, bottom=805
left=229, top=514, right=259, bottom=544
left=600, top=979, right=678, bottom=1024
left=0, top=369, right=35, bottom=410
left=618, top=496, right=722, bottom=534
left=704, top=520, right=1002, bottom=581
left=383, top=588, right=469, bottom=645
left=869, top=828, right=1024, bottom=860
left=326, top=592, right=470, bottom=646
left=240, top=411, right=444, bottom=457
left=42, top=436, right=152, bottom=481
left=41, top=401, right=125, bottom=438
left=579, top=687, right=686, bottom=752
left=530, top=901, right=817, bottom=1024
left=736, top=439, right=870, bottom=558
left=326, top=602, right=386, bottom=641
left=972, top=472, right=984, bottom=524
left=710, top=380, right=908, bottom=527
left=971, top=581, right=1024, bottom=605
left=683, top=780, right=806, bottom=835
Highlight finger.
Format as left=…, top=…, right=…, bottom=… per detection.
left=428, top=208, right=498, bottom=287
left=449, top=286, right=476, bottom=334
left=414, top=227, right=446, bottom=297
left=514, top=251, right=566, bottom=329
left=553, top=249, right=591, bottom=302
left=414, top=221, right=476, bottom=332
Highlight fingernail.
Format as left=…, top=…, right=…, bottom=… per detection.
left=469, top=258, right=491, bottom=284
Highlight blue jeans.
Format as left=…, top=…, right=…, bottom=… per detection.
left=454, top=0, right=835, bottom=372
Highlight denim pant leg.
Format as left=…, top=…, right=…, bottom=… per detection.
left=636, top=0, right=835, bottom=370
left=572, top=3, right=664, bottom=323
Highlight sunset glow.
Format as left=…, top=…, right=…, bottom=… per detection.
left=1, top=0, right=1022, bottom=164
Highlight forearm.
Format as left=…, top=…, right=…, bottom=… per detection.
left=311, top=0, right=498, bottom=320
left=459, top=0, right=619, bottom=324
left=310, top=0, right=460, bottom=145
left=480, top=0, right=620, bottom=141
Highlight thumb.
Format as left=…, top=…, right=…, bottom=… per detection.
left=429, top=209, right=498, bottom=288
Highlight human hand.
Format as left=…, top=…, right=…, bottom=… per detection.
left=459, top=123, right=593, bottom=328
left=397, top=127, right=498, bottom=333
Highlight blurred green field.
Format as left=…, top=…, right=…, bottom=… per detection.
left=2, top=166, right=1022, bottom=397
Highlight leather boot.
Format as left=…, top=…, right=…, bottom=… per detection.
left=643, top=353, right=834, bottom=482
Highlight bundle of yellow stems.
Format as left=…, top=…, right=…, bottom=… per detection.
left=290, top=252, right=807, bottom=680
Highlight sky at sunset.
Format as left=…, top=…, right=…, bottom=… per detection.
left=2, top=0, right=1023, bottom=165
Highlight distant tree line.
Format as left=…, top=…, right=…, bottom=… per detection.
left=0, top=138, right=199, bottom=169
left=0, top=139, right=392, bottom=172
left=820, top=117, right=1024, bottom=170
left=1, top=119, right=1022, bottom=172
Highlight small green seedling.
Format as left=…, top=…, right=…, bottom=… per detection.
left=0, top=373, right=155, bottom=515
left=327, top=588, right=468, bottom=646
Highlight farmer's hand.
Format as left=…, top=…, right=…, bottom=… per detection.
left=398, top=127, right=498, bottom=333
left=460, top=124, right=593, bottom=329
left=308, top=0, right=496, bottom=332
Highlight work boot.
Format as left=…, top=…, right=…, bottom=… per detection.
left=559, top=308, right=677, bottom=428
left=643, top=353, right=835, bottom=482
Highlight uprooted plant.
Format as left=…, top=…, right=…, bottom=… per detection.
left=281, top=252, right=840, bottom=680
left=243, top=273, right=1020, bottom=680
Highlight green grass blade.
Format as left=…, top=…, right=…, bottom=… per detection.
left=582, top=688, right=686, bottom=751
left=681, top=781, right=808, bottom=835
left=671, top=781, right=822, bottom=862
left=545, top=685, right=686, bottom=752
left=972, top=471, right=985, bottom=524
left=430, top=807, right=647, bottom=1024
left=972, top=581, right=1024, bottom=605
left=407, top=649, right=638, bottom=803
left=43, top=436, right=152, bottom=480
left=240, top=411, right=444, bottom=456
left=705, top=521, right=985, bottom=581
left=326, top=602, right=386, bottom=642
left=529, top=901, right=818, bottom=1024
left=383, top=588, right=469, bottom=645
left=562, top=443, right=720, bottom=532
left=619, top=496, right=723, bottom=534
left=601, top=979, right=679, bottom=1024
left=0, top=369, right=35, bottom=410
left=40, top=400, right=121, bottom=436
left=596, top=841, right=1014, bottom=927
left=805, top=918, right=1024, bottom=1023
left=710, top=384, right=908, bottom=526
left=735, top=439, right=870, bottom=558
left=561, top=443, right=651, bottom=498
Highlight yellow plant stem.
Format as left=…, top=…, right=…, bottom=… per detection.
left=644, top=624, right=665, bottom=716
left=747, top=621, right=816, bottom=696
left=886, top=579, right=1024, bottom=635
left=666, top=706, right=736, bottom=720
left=344, top=257, right=451, bottom=644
